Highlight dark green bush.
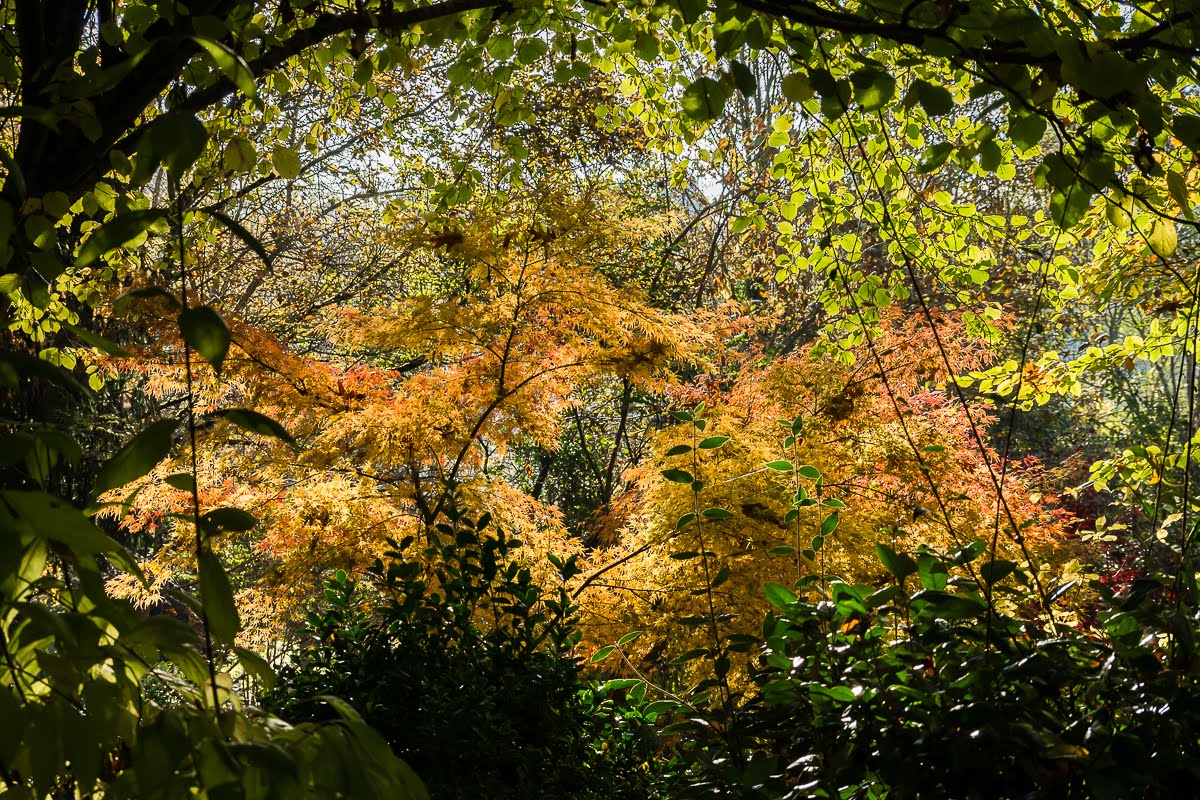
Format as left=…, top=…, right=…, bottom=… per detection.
left=673, top=542, right=1200, bottom=799
left=267, top=509, right=669, bottom=799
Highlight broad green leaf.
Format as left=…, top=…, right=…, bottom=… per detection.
left=1146, top=217, right=1177, bottom=257
left=701, top=507, right=733, bottom=519
left=93, top=418, right=178, bottom=497
left=681, top=77, right=727, bottom=121
left=179, top=305, right=231, bottom=374
left=675, top=512, right=696, bottom=529
left=917, top=141, right=954, bottom=172
left=661, top=468, right=694, bottom=484
left=698, top=436, right=729, bottom=449
left=979, top=558, right=1017, bottom=585
left=1050, top=184, right=1093, bottom=229
left=193, top=37, right=259, bottom=100
left=797, top=465, right=821, bottom=481
left=820, top=511, right=840, bottom=536
left=64, top=323, right=132, bottom=357
left=766, top=460, right=793, bottom=471
left=781, top=72, right=813, bottom=102
left=851, top=67, right=895, bottom=111
left=916, top=554, right=949, bottom=591
left=764, top=582, right=797, bottom=609
left=730, top=60, right=757, bottom=96
left=272, top=145, right=303, bottom=179
left=150, top=112, right=209, bottom=174
left=234, top=646, right=276, bottom=691
left=222, top=135, right=256, bottom=172
left=665, top=444, right=692, bottom=456
left=590, top=645, right=616, bottom=663
left=4, top=490, right=125, bottom=557
left=908, top=79, right=952, bottom=116
left=617, top=630, right=642, bottom=646
left=1166, top=171, right=1194, bottom=220
left=165, top=472, right=196, bottom=491
left=1010, top=114, right=1047, bottom=151
left=1173, top=114, right=1200, bottom=151
left=212, top=408, right=297, bottom=448
left=76, top=209, right=167, bottom=267
left=200, top=507, right=258, bottom=535
left=875, top=543, right=918, bottom=580
left=199, top=550, right=240, bottom=643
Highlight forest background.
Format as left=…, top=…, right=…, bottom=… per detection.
left=0, top=0, right=1198, bottom=797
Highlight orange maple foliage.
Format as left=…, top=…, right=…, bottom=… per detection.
left=579, top=309, right=1078, bottom=671
left=101, top=190, right=710, bottom=644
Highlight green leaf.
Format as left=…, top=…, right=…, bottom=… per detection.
left=222, top=135, right=256, bottom=172
left=698, top=436, right=729, bottom=449
left=979, top=559, right=1017, bottom=585
left=1010, top=114, right=1047, bottom=151
left=766, top=460, right=793, bottom=471
left=669, top=647, right=710, bottom=665
left=179, top=305, right=231, bottom=374
left=764, top=582, right=797, bottom=609
left=670, top=410, right=693, bottom=422
left=3, top=490, right=130, bottom=559
left=781, top=72, right=813, bottom=102
left=1166, top=171, right=1194, bottom=220
left=165, top=473, right=195, bottom=491
left=797, top=465, right=821, bottom=481
left=917, top=141, right=954, bottom=172
left=590, top=645, right=616, bottom=663
left=150, top=112, right=209, bottom=174
left=730, top=60, right=757, bottom=96
left=681, top=77, right=727, bottom=121
left=813, top=685, right=857, bottom=702
left=272, top=145, right=303, bottom=180
left=701, top=507, right=733, bottom=519
left=875, top=543, right=918, bottom=580
left=665, top=444, right=692, bottom=456
left=517, top=38, right=548, bottom=65
left=917, top=554, right=949, bottom=591
left=234, top=646, right=276, bottom=692
left=64, top=323, right=132, bottom=357
left=851, top=67, right=895, bottom=111
left=200, top=507, right=258, bottom=535
left=617, top=630, right=643, bottom=646
left=1050, top=184, right=1093, bottom=229
left=675, top=512, right=696, bottom=529
left=1146, top=217, right=1177, bottom=257
left=77, top=209, right=167, bottom=267
left=768, top=546, right=796, bottom=556
left=809, top=69, right=850, bottom=119
left=909, top=79, right=953, bottom=116
left=93, top=418, right=178, bottom=497
left=661, top=468, right=694, bottom=484
left=820, top=511, right=840, bottom=536
left=198, top=550, right=240, bottom=643
left=193, top=37, right=259, bottom=100
left=211, top=408, right=297, bottom=448
left=1173, top=114, right=1200, bottom=152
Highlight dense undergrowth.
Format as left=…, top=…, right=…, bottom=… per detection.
left=263, top=502, right=1200, bottom=800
